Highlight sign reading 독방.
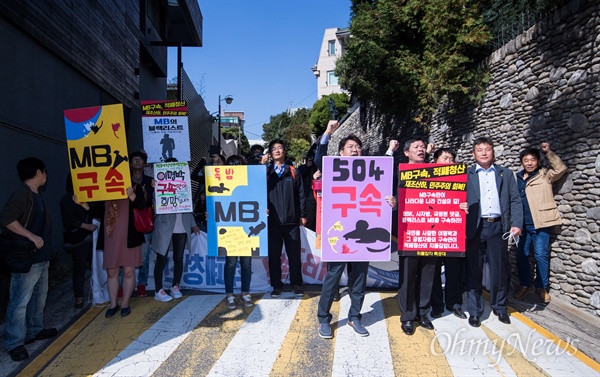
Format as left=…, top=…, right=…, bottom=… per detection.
left=205, top=165, right=268, bottom=257
left=397, top=163, right=467, bottom=257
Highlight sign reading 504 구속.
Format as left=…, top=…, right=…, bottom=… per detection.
left=205, top=165, right=268, bottom=257
left=64, top=104, right=131, bottom=201
left=322, top=156, right=394, bottom=262
left=398, top=163, right=467, bottom=257
left=154, top=162, right=193, bottom=214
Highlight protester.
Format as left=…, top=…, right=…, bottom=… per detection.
left=223, top=155, right=254, bottom=309
left=0, top=157, right=57, bottom=361
left=60, top=174, right=97, bottom=309
left=395, top=138, right=438, bottom=335
left=297, top=145, right=319, bottom=232
left=152, top=158, right=200, bottom=302
left=460, top=137, right=523, bottom=327
left=130, top=151, right=154, bottom=298
left=315, top=120, right=396, bottom=339
left=266, top=139, right=307, bottom=297
left=428, top=148, right=467, bottom=320
left=246, top=144, right=265, bottom=165
left=99, top=184, right=146, bottom=318
left=514, top=142, right=567, bottom=304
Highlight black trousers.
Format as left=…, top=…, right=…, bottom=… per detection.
left=318, top=261, right=369, bottom=323
left=154, top=233, right=186, bottom=290
left=268, top=224, right=303, bottom=288
left=430, top=256, right=465, bottom=312
left=71, top=241, right=93, bottom=298
left=465, top=221, right=509, bottom=316
left=398, top=256, right=436, bottom=321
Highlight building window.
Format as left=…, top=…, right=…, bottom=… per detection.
left=327, top=71, right=339, bottom=86
left=328, top=40, right=336, bottom=55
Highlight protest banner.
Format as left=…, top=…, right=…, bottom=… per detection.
left=141, top=100, right=190, bottom=163
left=397, top=163, right=467, bottom=257
left=154, top=161, right=193, bottom=214
left=64, top=103, right=131, bottom=201
left=205, top=165, right=268, bottom=257
left=321, top=156, right=394, bottom=262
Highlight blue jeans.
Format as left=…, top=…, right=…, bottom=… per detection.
left=3, top=261, right=49, bottom=351
left=224, top=256, right=252, bottom=294
left=137, top=233, right=153, bottom=286
left=516, top=225, right=551, bottom=289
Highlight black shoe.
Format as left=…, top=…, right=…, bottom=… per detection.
left=497, top=312, right=511, bottom=324
left=419, top=317, right=435, bottom=330
left=8, top=345, right=29, bottom=361
left=121, top=307, right=131, bottom=317
left=430, top=310, right=443, bottom=319
left=332, top=289, right=341, bottom=302
left=105, top=304, right=120, bottom=318
left=292, top=285, right=304, bottom=297
left=468, top=316, right=481, bottom=327
left=452, top=308, right=467, bottom=319
left=271, top=288, right=282, bottom=298
left=401, top=320, right=415, bottom=335
left=74, top=302, right=84, bottom=309
left=24, top=328, right=58, bottom=345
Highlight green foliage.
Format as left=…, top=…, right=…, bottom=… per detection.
left=309, top=93, right=350, bottom=136
left=286, top=138, right=311, bottom=165
left=336, top=0, right=491, bottom=123
left=262, top=108, right=314, bottom=162
left=221, top=126, right=250, bottom=156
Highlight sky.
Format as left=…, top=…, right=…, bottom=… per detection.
left=167, top=0, right=352, bottom=142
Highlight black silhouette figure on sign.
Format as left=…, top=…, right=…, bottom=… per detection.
left=90, top=121, right=103, bottom=135
left=112, top=150, right=128, bottom=169
left=248, top=221, right=266, bottom=237
left=343, top=220, right=391, bottom=253
left=160, top=134, right=175, bottom=161
left=207, top=183, right=230, bottom=193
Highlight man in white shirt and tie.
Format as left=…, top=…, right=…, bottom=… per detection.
left=460, top=137, right=522, bottom=327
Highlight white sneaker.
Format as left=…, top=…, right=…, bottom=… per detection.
left=226, top=295, right=237, bottom=310
left=154, top=288, right=173, bottom=302
left=241, top=294, right=254, bottom=307
left=171, top=285, right=183, bottom=299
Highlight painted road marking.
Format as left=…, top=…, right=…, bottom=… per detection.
left=206, top=295, right=303, bottom=376
left=332, top=292, right=394, bottom=377
left=93, top=295, right=223, bottom=377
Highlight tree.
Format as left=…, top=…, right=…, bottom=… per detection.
left=221, top=126, right=250, bottom=156
left=262, top=108, right=313, bottom=163
left=309, top=93, right=349, bottom=136
left=262, top=112, right=291, bottom=143
left=337, top=0, right=490, bottom=123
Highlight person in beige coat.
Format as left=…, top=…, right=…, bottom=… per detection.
left=514, top=142, right=567, bottom=304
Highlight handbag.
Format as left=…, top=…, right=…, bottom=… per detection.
left=133, top=207, right=154, bottom=233
left=0, top=235, right=37, bottom=273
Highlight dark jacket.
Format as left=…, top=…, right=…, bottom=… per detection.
left=60, top=192, right=94, bottom=244
left=93, top=184, right=147, bottom=250
left=0, top=183, right=52, bottom=263
left=266, top=163, right=306, bottom=227
left=465, top=164, right=523, bottom=239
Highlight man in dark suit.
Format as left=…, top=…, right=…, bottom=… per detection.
left=460, top=137, right=522, bottom=327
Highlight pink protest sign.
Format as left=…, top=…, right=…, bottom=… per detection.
left=321, top=156, right=394, bottom=262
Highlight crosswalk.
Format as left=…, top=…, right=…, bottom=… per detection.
left=26, top=292, right=599, bottom=377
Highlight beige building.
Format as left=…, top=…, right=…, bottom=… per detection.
left=312, top=28, right=350, bottom=98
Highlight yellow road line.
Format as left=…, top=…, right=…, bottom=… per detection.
left=481, top=325, right=550, bottom=376
left=37, top=298, right=178, bottom=376
left=381, top=291, right=454, bottom=376
left=19, top=306, right=104, bottom=377
left=270, top=293, right=339, bottom=377
left=152, top=295, right=258, bottom=377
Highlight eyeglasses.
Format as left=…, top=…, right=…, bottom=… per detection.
left=131, top=157, right=144, bottom=162
left=271, top=146, right=284, bottom=152
left=344, top=144, right=362, bottom=150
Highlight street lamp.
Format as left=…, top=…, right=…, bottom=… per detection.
left=216, top=95, right=234, bottom=152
